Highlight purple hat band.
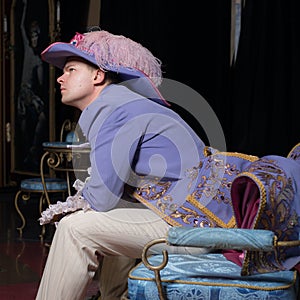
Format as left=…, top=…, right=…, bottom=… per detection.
left=41, top=42, right=170, bottom=107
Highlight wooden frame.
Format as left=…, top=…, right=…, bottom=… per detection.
left=9, top=0, right=57, bottom=176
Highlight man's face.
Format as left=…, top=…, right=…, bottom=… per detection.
left=56, top=58, right=99, bottom=110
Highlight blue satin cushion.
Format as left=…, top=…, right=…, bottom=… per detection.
left=20, top=178, right=68, bottom=192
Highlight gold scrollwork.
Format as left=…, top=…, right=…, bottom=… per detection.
left=47, top=152, right=61, bottom=169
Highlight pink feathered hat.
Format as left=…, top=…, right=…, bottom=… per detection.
left=41, top=30, right=169, bottom=106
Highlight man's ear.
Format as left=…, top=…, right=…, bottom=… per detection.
left=94, top=69, right=105, bottom=84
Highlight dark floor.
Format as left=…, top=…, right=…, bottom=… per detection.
left=0, top=186, right=99, bottom=300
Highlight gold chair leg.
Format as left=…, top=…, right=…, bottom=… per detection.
left=14, top=190, right=28, bottom=239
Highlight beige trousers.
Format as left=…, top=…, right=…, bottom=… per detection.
left=35, top=204, right=170, bottom=300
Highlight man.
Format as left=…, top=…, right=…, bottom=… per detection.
left=36, top=29, right=300, bottom=299
left=36, top=29, right=214, bottom=300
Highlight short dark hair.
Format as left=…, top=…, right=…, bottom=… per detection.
left=104, top=70, right=121, bottom=84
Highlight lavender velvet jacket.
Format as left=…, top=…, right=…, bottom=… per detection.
left=79, top=83, right=207, bottom=216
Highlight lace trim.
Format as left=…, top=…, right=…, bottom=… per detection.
left=39, top=168, right=91, bottom=225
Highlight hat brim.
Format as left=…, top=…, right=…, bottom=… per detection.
left=41, top=42, right=170, bottom=107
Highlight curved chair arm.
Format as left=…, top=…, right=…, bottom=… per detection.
left=142, top=238, right=168, bottom=300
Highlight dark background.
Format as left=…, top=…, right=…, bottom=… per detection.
left=58, top=0, right=300, bottom=158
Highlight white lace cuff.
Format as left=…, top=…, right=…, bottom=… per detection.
left=39, top=175, right=91, bottom=225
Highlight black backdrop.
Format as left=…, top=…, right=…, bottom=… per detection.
left=61, top=0, right=300, bottom=158
left=229, top=0, right=300, bottom=157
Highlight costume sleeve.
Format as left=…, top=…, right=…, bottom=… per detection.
left=230, top=154, right=300, bottom=275
left=81, top=105, right=141, bottom=211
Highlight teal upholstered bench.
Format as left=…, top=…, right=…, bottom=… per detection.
left=127, top=253, right=298, bottom=299
left=124, top=228, right=300, bottom=300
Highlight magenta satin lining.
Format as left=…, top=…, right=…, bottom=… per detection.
left=231, top=176, right=260, bottom=228
left=223, top=177, right=260, bottom=266
left=240, top=182, right=260, bottom=229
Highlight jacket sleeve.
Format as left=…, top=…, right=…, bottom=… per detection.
left=81, top=105, right=141, bottom=211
